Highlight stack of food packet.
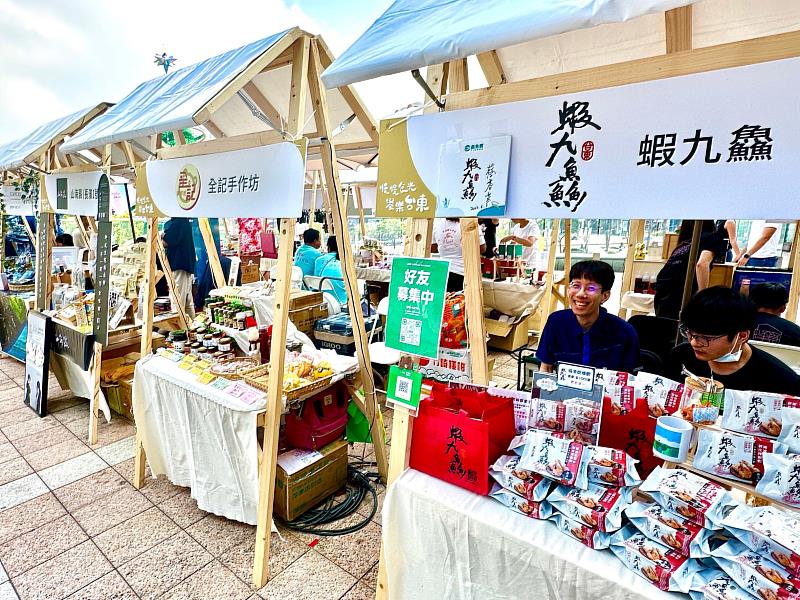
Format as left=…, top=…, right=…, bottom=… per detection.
left=614, top=466, right=735, bottom=593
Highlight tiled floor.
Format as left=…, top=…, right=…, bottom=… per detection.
left=0, top=356, right=387, bottom=600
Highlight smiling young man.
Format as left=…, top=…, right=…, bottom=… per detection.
left=666, top=286, right=800, bottom=395
left=536, top=260, right=640, bottom=373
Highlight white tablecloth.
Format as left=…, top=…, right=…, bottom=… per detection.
left=621, top=291, right=655, bottom=314
left=49, top=352, right=111, bottom=422
left=133, top=355, right=266, bottom=524
left=383, top=470, right=680, bottom=600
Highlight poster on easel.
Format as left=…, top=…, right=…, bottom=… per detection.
left=24, top=311, right=52, bottom=417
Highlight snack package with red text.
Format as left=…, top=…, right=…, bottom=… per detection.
left=756, top=452, right=800, bottom=508
left=639, top=467, right=736, bottom=529
left=610, top=526, right=702, bottom=593
left=625, top=502, right=713, bottom=558
left=694, top=428, right=785, bottom=485
left=586, top=445, right=642, bottom=487
left=778, top=407, right=800, bottom=454
left=722, top=505, right=800, bottom=578
left=713, top=539, right=800, bottom=600
left=722, top=390, right=797, bottom=439
left=489, top=483, right=552, bottom=519
left=552, top=513, right=611, bottom=550
left=548, top=483, right=631, bottom=532
left=634, top=373, right=683, bottom=418
left=516, top=429, right=591, bottom=489
left=489, top=454, right=553, bottom=502
left=690, top=569, right=756, bottom=600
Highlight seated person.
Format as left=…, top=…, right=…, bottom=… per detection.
left=536, top=260, right=639, bottom=373
left=319, top=244, right=347, bottom=307
left=55, top=232, right=74, bottom=247
left=749, top=282, right=800, bottom=348
left=666, top=286, right=800, bottom=395
left=293, top=228, right=322, bottom=277
left=314, top=235, right=338, bottom=277
left=431, top=218, right=485, bottom=292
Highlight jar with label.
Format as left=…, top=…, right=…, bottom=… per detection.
left=190, top=342, right=202, bottom=355
left=203, top=334, right=214, bottom=350
left=235, top=312, right=246, bottom=331
left=170, top=330, right=187, bottom=351
left=218, top=337, right=232, bottom=352
left=211, top=331, right=222, bottom=348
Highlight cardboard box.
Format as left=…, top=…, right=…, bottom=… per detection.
left=103, top=377, right=133, bottom=420
left=240, top=254, right=261, bottom=284
left=274, top=439, right=348, bottom=521
left=289, top=303, right=329, bottom=336
left=289, top=290, right=324, bottom=311
left=417, top=347, right=494, bottom=383
left=314, top=330, right=356, bottom=356
left=486, top=314, right=532, bottom=352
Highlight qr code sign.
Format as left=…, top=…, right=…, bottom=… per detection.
left=399, top=317, right=422, bottom=346
left=395, top=376, right=412, bottom=401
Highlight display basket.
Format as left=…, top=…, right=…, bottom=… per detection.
left=242, top=363, right=333, bottom=400
left=209, top=357, right=259, bottom=380
left=8, top=282, right=34, bottom=293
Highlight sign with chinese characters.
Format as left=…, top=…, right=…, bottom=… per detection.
left=557, top=362, right=596, bottom=392
left=383, top=56, right=800, bottom=218
left=93, top=175, right=112, bottom=346
left=24, top=311, right=52, bottom=417
left=41, top=170, right=104, bottom=215
left=386, top=365, right=423, bottom=414
left=34, top=215, right=51, bottom=310
left=375, top=118, right=436, bottom=218
left=385, top=256, right=449, bottom=359
left=136, top=140, right=307, bottom=218
left=0, top=185, right=36, bottom=216
left=51, top=321, right=94, bottom=370
left=436, top=136, right=511, bottom=216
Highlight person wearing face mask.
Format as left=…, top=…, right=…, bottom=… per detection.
left=666, top=286, right=800, bottom=395
left=536, top=260, right=640, bottom=373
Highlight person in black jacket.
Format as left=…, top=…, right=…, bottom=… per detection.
left=750, top=282, right=800, bottom=348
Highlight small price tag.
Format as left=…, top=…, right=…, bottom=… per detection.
left=211, top=377, right=231, bottom=391
left=386, top=365, right=423, bottom=414
left=197, top=372, right=217, bottom=385
left=195, top=360, right=211, bottom=370
left=189, top=366, right=204, bottom=376
left=556, top=362, right=596, bottom=392
left=179, top=360, right=194, bottom=370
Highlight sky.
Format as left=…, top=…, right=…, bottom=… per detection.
left=0, top=0, right=425, bottom=143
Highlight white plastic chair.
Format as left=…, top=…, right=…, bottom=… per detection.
left=369, top=297, right=400, bottom=366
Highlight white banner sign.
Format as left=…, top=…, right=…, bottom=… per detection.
left=0, top=185, right=35, bottom=216
left=138, top=142, right=306, bottom=218
left=42, top=171, right=103, bottom=216
left=402, top=56, right=800, bottom=218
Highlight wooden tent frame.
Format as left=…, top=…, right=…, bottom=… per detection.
left=374, top=7, right=800, bottom=598
left=106, top=30, right=388, bottom=588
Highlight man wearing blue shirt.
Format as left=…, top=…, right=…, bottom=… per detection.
left=536, top=260, right=640, bottom=373
left=314, top=235, right=338, bottom=277
left=294, top=229, right=322, bottom=277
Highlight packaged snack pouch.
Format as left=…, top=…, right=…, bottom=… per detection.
left=639, top=467, right=736, bottom=529
left=489, top=455, right=553, bottom=502
left=517, top=429, right=591, bottom=489
left=635, top=372, right=683, bottom=418
left=489, top=483, right=552, bottom=520
left=778, top=407, right=800, bottom=454
left=722, top=390, right=796, bottom=439
left=548, top=483, right=631, bottom=532
left=713, top=539, right=800, bottom=600
left=694, top=428, right=783, bottom=485
left=690, top=569, right=757, bottom=600
left=756, top=452, right=800, bottom=508
left=586, top=445, right=642, bottom=487
left=529, top=397, right=566, bottom=432
left=552, top=513, right=611, bottom=550
left=610, top=525, right=702, bottom=593
left=563, top=398, right=602, bottom=444
left=722, top=505, right=800, bottom=578
left=625, top=502, right=713, bottom=558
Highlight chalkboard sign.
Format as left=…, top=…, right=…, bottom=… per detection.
left=35, top=214, right=51, bottom=310
left=24, top=311, right=52, bottom=417
left=93, top=175, right=112, bottom=345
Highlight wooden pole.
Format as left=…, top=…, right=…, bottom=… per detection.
left=198, top=217, right=225, bottom=289
left=354, top=185, right=367, bottom=240
left=618, top=219, right=645, bottom=317
left=787, top=221, right=800, bottom=322
left=547, top=219, right=562, bottom=315
left=677, top=219, right=703, bottom=342
left=87, top=341, right=102, bottom=445
left=253, top=34, right=308, bottom=589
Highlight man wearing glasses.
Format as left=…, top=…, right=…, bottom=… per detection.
left=667, top=287, right=800, bottom=395
left=536, top=260, right=639, bottom=373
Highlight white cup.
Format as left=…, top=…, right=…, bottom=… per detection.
left=653, top=416, right=694, bottom=462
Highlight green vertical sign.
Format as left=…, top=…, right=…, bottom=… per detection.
left=56, top=178, right=68, bottom=210
left=35, top=214, right=51, bottom=310
left=386, top=365, right=423, bottom=414
left=92, top=175, right=112, bottom=346
left=385, top=256, right=449, bottom=359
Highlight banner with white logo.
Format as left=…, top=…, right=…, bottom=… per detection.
left=42, top=170, right=104, bottom=216
left=136, top=140, right=307, bottom=218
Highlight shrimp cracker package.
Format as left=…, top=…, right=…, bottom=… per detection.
left=713, top=539, right=800, bottom=600
left=489, top=483, right=552, bottom=520
left=517, top=429, right=591, bottom=489
left=690, top=569, right=757, bottom=600
left=586, top=446, right=641, bottom=487
left=625, top=502, right=714, bottom=558
left=552, top=513, right=611, bottom=550
left=778, top=408, right=800, bottom=455
left=694, top=428, right=784, bottom=485
left=722, top=390, right=795, bottom=439
left=639, top=467, right=736, bottom=529
left=528, top=397, right=601, bottom=444
left=548, top=483, right=632, bottom=532
left=756, top=453, right=800, bottom=508
left=610, top=525, right=702, bottom=593
left=722, top=505, right=800, bottom=578
left=635, top=372, right=683, bottom=418
left=489, top=455, right=553, bottom=502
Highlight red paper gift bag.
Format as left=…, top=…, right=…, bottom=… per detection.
left=599, top=397, right=660, bottom=479
left=410, top=385, right=515, bottom=495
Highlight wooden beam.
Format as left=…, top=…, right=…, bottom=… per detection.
left=259, top=46, right=295, bottom=73
left=203, top=120, right=225, bottom=139
left=194, top=28, right=302, bottom=125
left=618, top=219, right=645, bottom=318
left=157, top=130, right=284, bottom=160
left=447, top=30, right=800, bottom=111
left=354, top=185, right=366, bottom=239
left=120, top=141, right=137, bottom=168
left=155, top=237, right=190, bottom=330
left=665, top=6, right=693, bottom=54
left=198, top=218, right=225, bottom=289
left=243, top=82, right=285, bottom=132
left=449, top=58, right=469, bottom=93
left=87, top=342, right=102, bottom=445
left=543, top=219, right=561, bottom=317
left=477, top=50, right=506, bottom=85
left=287, top=36, right=310, bottom=136
left=787, top=221, right=800, bottom=322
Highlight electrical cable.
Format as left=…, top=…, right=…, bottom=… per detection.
left=276, top=466, right=378, bottom=536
